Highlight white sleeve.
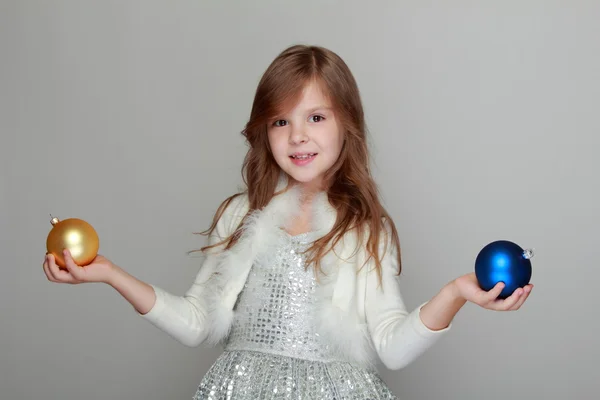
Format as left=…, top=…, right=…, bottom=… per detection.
left=365, top=226, right=451, bottom=370
left=138, top=197, right=241, bottom=347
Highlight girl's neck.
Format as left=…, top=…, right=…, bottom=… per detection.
left=292, top=178, right=328, bottom=202
left=284, top=181, right=323, bottom=236
left=286, top=201, right=314, bottom=236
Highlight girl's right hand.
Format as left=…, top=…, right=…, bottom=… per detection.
left=43, top=249, right=117, bottom=285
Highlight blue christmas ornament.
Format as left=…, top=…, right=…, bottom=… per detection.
left=475, top=240, right=533, bottom=299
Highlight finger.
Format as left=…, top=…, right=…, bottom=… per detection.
left=62, top=249, right=85, bottom=281
left=43, top=255, right=58, bottom=283
left=492, top=288, right=524, bottom=311
left=47, top=253, right=77, bottom=284
left=482, top=281, right=505, bottom=304
left=509, top=285, right=533, bottom=311
left=45, top=254, right=61, bottom=281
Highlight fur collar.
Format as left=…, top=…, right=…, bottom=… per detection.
left=203, top=175, right=376, bottom=366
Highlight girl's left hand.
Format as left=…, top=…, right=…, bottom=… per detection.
left=451, top=272, right=533, bottom=311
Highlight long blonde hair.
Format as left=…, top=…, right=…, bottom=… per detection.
left=200, top=44, right=402, bottom=281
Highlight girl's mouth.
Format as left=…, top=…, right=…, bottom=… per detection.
left=290, top=153, right=317, bottom=165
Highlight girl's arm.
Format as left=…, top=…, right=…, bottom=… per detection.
left=364, top=248, right=452, bottom=371
left=420, top=272, right=532, bottom=330
left=411, top=282, right=467, bottom=331
left=365, top=227, right=532, bottom=370
left=364, top=221, right=456, bottom=371
left=106, top=265, right=156, bottom=315
left=129, top=202, right=238, bottom=347
left=46, top=244, right=221, bottom=347
left=130, top=251, right=222, bottom=347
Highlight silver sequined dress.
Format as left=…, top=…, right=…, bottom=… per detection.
left=193, top=231, right=397, bottom=399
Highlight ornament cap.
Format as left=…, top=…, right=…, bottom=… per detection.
left=522, top=248, right=534, bottom=259
left=50, top=214, right=60, bottom=226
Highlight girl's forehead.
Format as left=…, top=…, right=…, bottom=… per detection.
left=282, top=81, right=333, bottom=114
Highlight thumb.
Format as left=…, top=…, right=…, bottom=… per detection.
left=62, top=249, right=86, bottom=281
left=485, top=281, right=505, bottom=302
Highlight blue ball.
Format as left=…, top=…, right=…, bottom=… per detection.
left=475, top=240, right=533, bottom=299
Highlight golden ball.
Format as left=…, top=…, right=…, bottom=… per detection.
left=46, top=216, right=99, bottom=268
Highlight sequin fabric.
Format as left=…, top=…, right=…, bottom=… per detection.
left=224, top=231, right=341, bottom=363
left=193, top=231, right=397, bottom=399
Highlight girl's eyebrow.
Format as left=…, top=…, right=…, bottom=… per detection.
left=306, top=105, right=333, bottom=114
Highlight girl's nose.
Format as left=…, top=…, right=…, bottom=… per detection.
left=289, top=126, right=308, bottom=144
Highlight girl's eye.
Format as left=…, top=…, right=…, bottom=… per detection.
left=273, top=120, right=287, bottom=127
left=310, top=115, right=325, bottom=123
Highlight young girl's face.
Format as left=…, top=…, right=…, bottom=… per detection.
left=267, top=81, right=344, bottom=192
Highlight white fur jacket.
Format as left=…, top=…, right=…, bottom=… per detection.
left=140, top=180, right=451, bottom=370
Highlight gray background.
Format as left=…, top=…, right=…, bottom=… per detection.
left=2, top=1, right=598, bottom=399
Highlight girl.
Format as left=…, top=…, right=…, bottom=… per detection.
left=43, top=44, right=533, bottom=399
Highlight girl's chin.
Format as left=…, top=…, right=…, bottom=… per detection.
left=287, top=176, right=326, bottom=190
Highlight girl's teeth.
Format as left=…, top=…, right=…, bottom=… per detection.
left=293, top=154, right=315, bottom=159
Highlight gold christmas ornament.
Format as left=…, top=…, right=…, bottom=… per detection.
left=46, top=215, right=99, bottom=268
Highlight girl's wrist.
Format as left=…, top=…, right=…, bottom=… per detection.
left=445, top=280, right=467, bottom=303
left=104, top=263, right=123, bottom=286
